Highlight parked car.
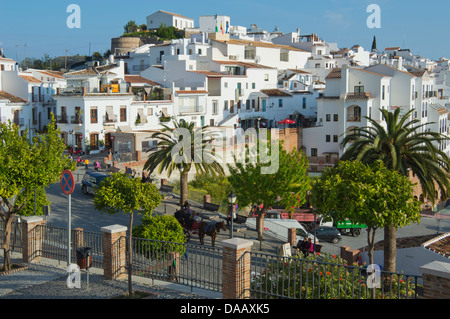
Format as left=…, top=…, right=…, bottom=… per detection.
left=310, top=226, right=342, bottom=244
left=81, top=171, right=110, bottom=195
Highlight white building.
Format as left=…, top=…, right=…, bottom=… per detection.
left=146, top=10, right=194, bottom=30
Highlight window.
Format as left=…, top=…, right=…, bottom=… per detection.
left=333, top=135, right=338, bottom=143
left=252, top=83, right=256, bottom=89
left=264, top=74, right=269, bottom=81
left=246, top=100, right=250, bottom=110
left=212, top=100, right=218, bottom=115
left=326, top=114, right=331, bottom=122
left=224, top=82, right=228, bottom=88
left=334, top=114, right=338, bottom=122
left=198, top=49, right=202, bottom=55
left=252, top=100, right=256, bottom=109
left=189, top=49, right=193, bottom=55
left=90, top=107, right=98, bottom=124
left=354, top=86, right=365, bottom=93
left=326, top=135, right=331, bottom=143
left=278, top=99, right=283, bottom=107
left=311, top=148, right=318, bottom=157
left=224, top=100, right=228, bottom=111
left=382, top=85, right=385, bottom=100
left=147, top=108, right=153, bottom=116
left=303, top=97, right=306, bottom=109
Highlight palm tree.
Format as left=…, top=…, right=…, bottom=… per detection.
left=144, top=120, right=225, bottom=207
left=341, top=107, right=450, bottom=272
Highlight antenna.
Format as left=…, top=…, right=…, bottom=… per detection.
left=254, top=56, right=261, bottom=64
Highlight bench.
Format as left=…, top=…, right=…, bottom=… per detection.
left=203, top=202, right=220, bottom=212
left=160, top=184, right=174, bottom=193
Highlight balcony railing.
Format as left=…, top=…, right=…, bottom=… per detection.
left=56, top=115, right=68, bottom=124
left=132, top=64, right=150, bottom=71
left=103, top=115, right=118, bottom=123
left=70, top=116, right=82, bottom=124
left=179, top=105, right=204, bottom=114
left=347, top=115, right=362, bottom=122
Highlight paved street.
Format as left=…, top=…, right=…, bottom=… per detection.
left=43, top=159, right=450, bottom=257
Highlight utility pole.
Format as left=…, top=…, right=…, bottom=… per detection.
left=65, top=47, right=68, bottom=70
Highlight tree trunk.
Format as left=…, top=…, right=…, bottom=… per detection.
left=383, top=224, right=396, bottom=273
left=256, top=207, right=265, bottom=242
left=1, top=216, right=13, bottom=272
left=180, top=171, right=188, bottom=207
left=128, top=212, right=133, bottom=298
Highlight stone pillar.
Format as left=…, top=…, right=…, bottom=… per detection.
left=288, top=228, right=296, bottom=247
left=102, top=225, right=127, bottom=280
left=21, top=216, right=46, bottom=264
left=340, top=246, right=360, bottom=265
left=222, top=238, right=253, bottom=299
left=420, top=261, right=450, bottom=299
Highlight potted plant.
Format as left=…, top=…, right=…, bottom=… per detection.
left=84, top=138, right=91, bottom=155
left=99, top=139, right=105, bottom=152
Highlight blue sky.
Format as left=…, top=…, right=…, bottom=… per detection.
left=0, top=0, right=449, bottom=62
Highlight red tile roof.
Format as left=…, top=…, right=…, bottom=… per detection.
left=0, top=90, right=28, bottom=103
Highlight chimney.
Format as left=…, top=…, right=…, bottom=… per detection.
left=341, top=64, right=349, bottom=94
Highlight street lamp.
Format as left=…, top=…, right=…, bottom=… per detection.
left=228, top=191, right=237, bottom=238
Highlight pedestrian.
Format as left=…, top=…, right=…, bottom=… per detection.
left=297, top=237, right=309, bottom=257
left=84, top=158, right=89, bottom=170
left=94, top=160, right=100, bottom=171
left=308, top=238, right=314, bottom=255
left=141, top=171, right=147, bottom=183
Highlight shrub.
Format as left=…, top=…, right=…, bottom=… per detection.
left=251, top=253, right=420, bottom=299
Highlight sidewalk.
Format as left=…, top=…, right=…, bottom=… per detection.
left=0, top=252, right=221, bottom=299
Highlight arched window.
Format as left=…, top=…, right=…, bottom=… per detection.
left=347, top=105, right=362, bottom=122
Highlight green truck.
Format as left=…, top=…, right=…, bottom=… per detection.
left=335, top=220, right=367, bottom=237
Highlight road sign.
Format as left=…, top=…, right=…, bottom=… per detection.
left=61, top=170, right=75, bottom=195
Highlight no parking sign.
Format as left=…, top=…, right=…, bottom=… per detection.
left=60, top=170, right=75, bottom=195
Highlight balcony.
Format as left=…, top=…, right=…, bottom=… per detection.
left=179, top=105, right=204, bottom=114
left=71, top=116, right=82, bottom=125
left=132, top=64, right=150, bottom=72
left=347, top=115, right=362, bottom=122
left=56, top=115, right=68, bottom=124
left=103, top=114, right=118, bottom=123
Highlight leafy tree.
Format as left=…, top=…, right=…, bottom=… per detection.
left=93, top=172, right=162, bottom=297
left=227, top=139, right=310, bottom=241
left=124, top=20, right=138, bottom=33
left=0, top=116, right=75, bottom=271
left=92, top=51, right=103, bottom=62
left=310, top=161, right=422, bottom=278
left=156, top=23, right=177, bottom=39
left=144, top=120, right=224, bottom=207
left=341, top=108, right=450, bottom=272
left=133, top=215, right=185, bottom=259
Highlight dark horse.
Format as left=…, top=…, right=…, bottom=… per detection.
left=198, top=220, right=227, bottom=247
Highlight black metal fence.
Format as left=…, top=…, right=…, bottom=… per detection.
left=129, top=237, right=223, bottom=292
left=246, top=251, right=422, bottom=299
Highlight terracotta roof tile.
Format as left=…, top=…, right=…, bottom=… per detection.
left=0, top=90, right=28, bottom=103
left=261, top=89, right=292, bottom=97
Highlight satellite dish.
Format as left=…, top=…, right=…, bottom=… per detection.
left=254, top=56, right=261, bottom=64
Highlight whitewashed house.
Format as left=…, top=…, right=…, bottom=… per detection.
left=146, top=10, right=194, bottom=31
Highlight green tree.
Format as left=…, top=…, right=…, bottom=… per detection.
left=124, top=20, right=138, bottom=33
left=93, top=172, right=162, bottom=297
left=310, top=161, right=421, bottom=270
left=0, top=116, right=75, bottom=271
left=133, top=215, right=185, bottom=259
left=227, top=139, right=310, bottom=241
left=144, top=120, right=225, bottom=207
left=340, top=108, right=450, bottom=272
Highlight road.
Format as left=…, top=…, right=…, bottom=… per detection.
left=43, top=165, right=450, bottom=255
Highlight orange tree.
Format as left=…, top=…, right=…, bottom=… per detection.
left=0, top=117, right=74, bottom=271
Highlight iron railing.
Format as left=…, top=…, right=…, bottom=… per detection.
left=0, top=217, right=23, bottom=253
left=129, top=237, right=223, bottom=292
left=245, top=251, right=422, bottom=299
